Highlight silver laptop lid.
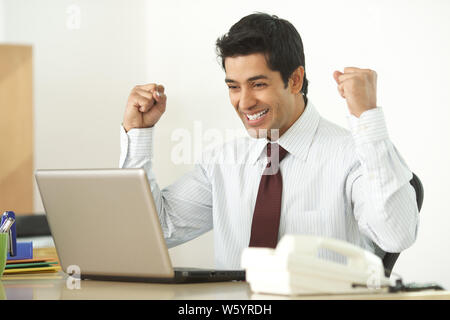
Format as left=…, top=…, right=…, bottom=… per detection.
left=35, top=168, right=174, bottom=279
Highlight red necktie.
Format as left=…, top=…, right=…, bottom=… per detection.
left=249, top=143, right=289, bottom=248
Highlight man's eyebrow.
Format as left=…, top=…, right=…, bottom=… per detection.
left=225, top=75, right=269, bottom=83
left=247, top=75, right=269, bottom=82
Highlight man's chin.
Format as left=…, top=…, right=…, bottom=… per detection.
left=245, top=126, right=280, bottom=140
left=246, top=128, right=263, bottom=139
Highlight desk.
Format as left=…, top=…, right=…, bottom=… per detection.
left=1, top=248, right=449, bottom=300
left=1, top=274, right=450, bottom=300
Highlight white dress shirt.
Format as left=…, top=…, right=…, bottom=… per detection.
left=119, top=101, right=419, bottom=269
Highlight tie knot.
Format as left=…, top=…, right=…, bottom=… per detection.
left=266, top=143, right=288, bottom=163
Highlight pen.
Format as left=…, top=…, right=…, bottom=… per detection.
left=1, top=211, right=17, bottom=256
left=0, top=217, right=15, bottom=233
left=0, top=217, right=16, bottom=256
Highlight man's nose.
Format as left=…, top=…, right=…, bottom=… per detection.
left=238, top=88, right=257, bottom=111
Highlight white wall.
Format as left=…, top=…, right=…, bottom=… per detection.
left=3, top=0, right=450, bottom=288
left=0, top=0, right=5, bottom=40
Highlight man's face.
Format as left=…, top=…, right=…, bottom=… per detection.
left=224, top=53, right=302, bottom=139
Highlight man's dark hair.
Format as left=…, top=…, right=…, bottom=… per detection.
left=216, top=13, right=308, bottom=105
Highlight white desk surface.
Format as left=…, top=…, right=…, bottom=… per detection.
left=1, top=272, right=450, bottom=300
left=2, top=245, right=448, bottom=300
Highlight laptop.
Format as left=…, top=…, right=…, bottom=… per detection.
left=35, top=168, right=245, bottom=283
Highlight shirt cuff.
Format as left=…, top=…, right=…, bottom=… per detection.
left=346, top=107, right=389, bottom=145
left=120, top=125, right=154, bottom=159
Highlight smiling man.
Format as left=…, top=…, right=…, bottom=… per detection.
left=119, top=13, right=419, bottom=269
left=224, top=54, right=304, bottom=140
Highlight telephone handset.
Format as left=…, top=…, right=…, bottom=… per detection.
left=241, top=234, right=391, bottom=295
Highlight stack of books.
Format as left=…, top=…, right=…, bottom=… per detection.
left=2, top=257, right=61, bottom=279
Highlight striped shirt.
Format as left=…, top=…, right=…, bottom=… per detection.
left=119, top=102, right=419, bottom=269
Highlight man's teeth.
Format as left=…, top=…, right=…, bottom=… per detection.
left=247, top=109, right=269, bottom=121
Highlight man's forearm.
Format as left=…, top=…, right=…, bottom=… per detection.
left=119, top=125, right=214, bottom=248
left=348, top=108, right=419, bottom=252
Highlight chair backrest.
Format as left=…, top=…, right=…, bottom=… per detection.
left=381, top=172, right=424, bottom=277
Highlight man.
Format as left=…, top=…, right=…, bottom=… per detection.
left=119, top=13, right=419, bottom=269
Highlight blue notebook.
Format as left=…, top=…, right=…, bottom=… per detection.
left=7, top=242, right=33, bottom=260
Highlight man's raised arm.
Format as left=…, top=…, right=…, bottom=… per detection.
left=120, top=83, right=213, bottom=248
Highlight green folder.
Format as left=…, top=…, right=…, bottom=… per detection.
left=5, top=261, right=58, bottom=269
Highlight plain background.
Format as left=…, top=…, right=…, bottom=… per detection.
left=1, top=0, right=450, bottom=288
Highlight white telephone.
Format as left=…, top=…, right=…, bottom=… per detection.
left=241, top=234, right=391, bottom=295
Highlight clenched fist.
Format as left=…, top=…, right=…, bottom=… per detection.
left=123, top=83, right=167, bottom=132
left=333, top=67, right=377, bottom=117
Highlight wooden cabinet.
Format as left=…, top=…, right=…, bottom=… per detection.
left=0, top=44, right=33, bottom=214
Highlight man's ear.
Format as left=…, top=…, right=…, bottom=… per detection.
left=289, top=66, right=305, bottom=95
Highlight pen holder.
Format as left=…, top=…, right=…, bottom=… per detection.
left=0, top=233, right=8, bottom=278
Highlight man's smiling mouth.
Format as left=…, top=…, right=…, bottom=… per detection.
left=245, top=108, right=269, bottom=121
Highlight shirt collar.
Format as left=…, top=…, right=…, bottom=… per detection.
left=248, top=101, right=321, bottom=165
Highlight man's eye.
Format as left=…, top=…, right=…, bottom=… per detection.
left=227, top=85, right=239, bottom=90
left=254, top=83, right=267, bottom=88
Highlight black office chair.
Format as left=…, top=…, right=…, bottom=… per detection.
left=377, top=172, right=424, bottom=277
left=14, top=214, right=51, bottom=238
